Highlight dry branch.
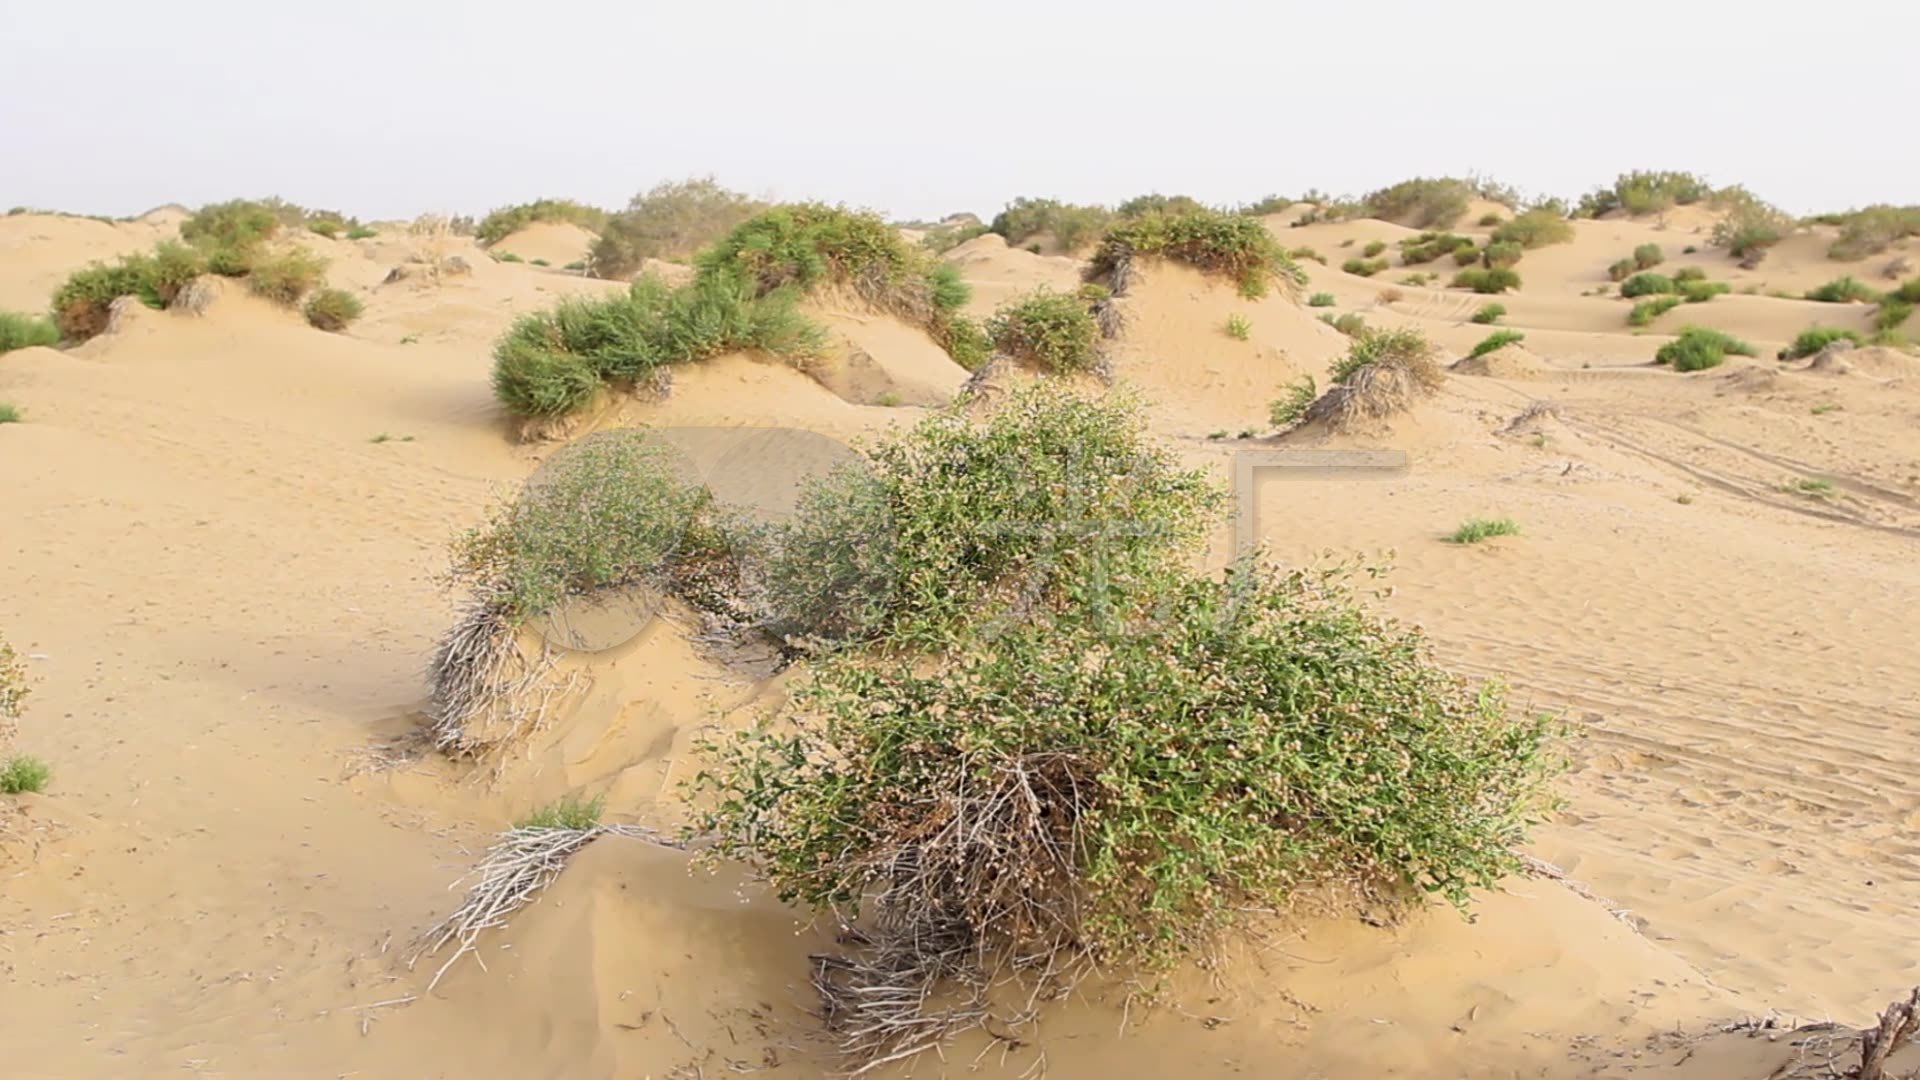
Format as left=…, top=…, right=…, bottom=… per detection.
left=1859, top=987, right=1920, bottom=1080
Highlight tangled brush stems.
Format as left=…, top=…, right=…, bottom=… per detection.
left=424, top=594, right=568, bottom=756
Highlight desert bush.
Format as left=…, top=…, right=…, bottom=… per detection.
left=1826, top=205, right=1920, bottom=261
left=1478, top=213, right=1504, bottom=227
left=1087, top=209, right=1303, bottom=299
left=50, top=259, right=148, bottom=340
left=1453, top=245, right=1483, bottom=267
left=1778, top=326, right=1864, bottom=360
left=346, top=225, right=377, bottom=240
left=989, top=197, right=1114, bottom=251
left=0, top=633, right=27, bottom=726
left=1657, top=326, right=1755, bottom=371
left=0, top=311, right=60, bottom=353
left=1342, top=258, right=1388, bottom=277
left=1226, top=313, right=1251, bottom=340
left=1876, top=299, right=1915, bottom=332
left=1240, top=194, right=1294, bottom=216
left=1308, top=291, right=1336, bottom=307
left=496, top=251, right=524, bottom=263
left=1481, top=241, right=1524, bottom=270
left=1805, top=276, right=1880, bottom=303
left=1673, top=266, right=1707, bottom=283
left=1269, top=375, right=1316, bottom=426
left=589, top=177, right=763, bottom=278
left=1575, top=171, right=1715, bottom=218
left=986, top=288, right=1101, bottom=374
left=1628, top=296, right=1684, bottom=327
left=245, top=248, right=328, bottom=305
left=1447, top=517, right=1519, bottom=544
left=1491, top=210, right=1573, bottom=249
left=0, top=403, right=18, bottom=424
left=1361, top=177, right=1473, bottom=228
left=919, top=222, right=991, bottom=255
left=181, top=198, right=281, bottom=252
left=1711, top=200, right=1794, bottom=264
left=1402, top=272, right=1434, bottom=287
left=1469, top=330, right=1525, bottom=358
left=1116, top=193, right=1207, bottom=218
left=474, top=198, right=607, bottom=247
left=941, top=313, right=992, bottom=371
left=1470, top=302, right=1506, bottom=325
left=303, top=287, right=363, bottom=332
left=1322, top=312, right=1368, bottom=336
left=1452, top=267, right=1520, bottom=294
left=1633, top=243, right=1664, bottom=270
left=1399, top=231, right=1474, bottom=265
left=1362, top=240, right=1387, bottom=258
left=701, top=203, right=950, bottom=312
left=1329, top=326, right=1439, bottom=386
left=0, top=754, right=49, bottom=794
left=138, top=241, right=209, bottom=307
left=1606, top=258, right=1638, bottom=283
left=1286, top=245, right=1327, bottom=265
left=1678, top=279, right=1729, bottom=303
left=1619, top=272, right=1676, bottom=299
left=518, top=794, right=606, bottom=831
left=1892, top=279, right=1920, bottom=304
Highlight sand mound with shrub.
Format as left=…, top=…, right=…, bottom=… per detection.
left=1452, top=342, right=1552, bottom=378
left=940, top=232, right=1083, bottom=318
left=490, top=221, right=597, bottom=266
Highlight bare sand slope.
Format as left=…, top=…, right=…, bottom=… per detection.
left=489, top=221, right=597, bottom=267
left=0, top=213, right=181, bottom=312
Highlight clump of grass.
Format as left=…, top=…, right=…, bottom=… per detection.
left=1619, top=272, right=1676, bottom=298
left=0, top=754, right=50, bottom=794
left=987, top=288, right=1102, bottom=373
left=1447, top=517, right=1520, bottom=543
left=1402, top=272, right=1434, bottom=287
left=1810, top=402, right=1842, bottom=415
left=1452, top=267, right=1521, bottom=294
left=1327, top=326, right=1442, bottom=388
left=1361, top=176, right=1473, bottom=228
left=1656, top=326, right=1756, bottom=372
left=1678, top=279, right=1730, bottom=303
left=1804, top=276, right=1880, bottom=304
left=346, top=225, right=377, bottom=240
left=0, top=633, right=28, bottom=723
left=474, top=198, right=607, bottom=247
left=1480, top=240, right=1524, bottom=269
left=0, top=403, right=20, bottom=424
left=1399, top=231, right=1474, bottom=266
left=590, top=177, right=763, bottom=278
left=1225, top=313, right=1252, bottom=340
left=1470, top=302, right=1506, bottom=325
left=1321, top=311, right=1368, bottom=336
left=1628, top=296, right=1684, bottom=326
left=1632, top=243, right=1664, bottom=270
left=1875, top=299, right=1914, bottom=332
left=495, top=251, right=524, bottom=264
left=1361, top=240, right=1387, bottom=258
left=303, top=287, right=363, bottom=332
left=1478, top=212, right=1505, bottom=227
left=989, top=197, right=1114, bottom=252
left=246, top=248, right=328, bottom=305
left=1575, top=171, right=1715, bottom=218
left=1491, top=209, right=1573, bottom=249
left=517, top=794, right=605, bottom=831
left=1673, top=266, right=1707, bottom=283
left=1777, top=326, right=1865, bottom=360
left=1607, top=258, right=1638, bottom=283
left=1308, top=291, right=1336, bottom=307
left=1268, top=375, right=1317, bottom=427
left=0, top=311, right=60, bottom=353
left=530, top=258, right=550, bottom=267
left=1468, top=329, right=1526, bottom=358
left=1087, top=208, right=1303, bottom=299
left=1824, top=205, right=1920, bottom=261
left=1286, top=245, right=1327, bottom=265
left=1786, top=477, right=1836, bottom=498
left=1342, top=258, right=1388, bottom=277
left=369, top=432, right=415, bottom=443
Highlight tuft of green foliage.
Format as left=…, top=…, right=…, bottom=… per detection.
left=303, top=287, right=363, bottom=332
left=1656, top=326, right=1755, bottom=371
left=1447, top=517, right=1520, bottom=544
left=1480, top=241, right=1524, bottom=269
left=1628, top=296, right=1684, bottom=327
left=1875, top=299, right=1914, bottom=333
left=986, top=288, right=1102, bottom=374
left=1308, top=292, right=1336, bottom=307
left=1632, top=243, right=1664, bottom=270
left=1116, top=193, right=1208, bottom=218
left=181, top=198, right=281, bottom=252
left=50, top=259, right=148, bottom=340
left=496, top=251, right=524, bottom=263
left=1889, top=279, right=1920, bottom=304
left=474, top=198, right=608, bottom=247
left=1322, top=312, right=1368, bottom=337
left=1361, top=240, right=1387, bottom=258
left=1361, top=177, right=1473, bottom=228
left=345, top=225, right=377, bottom=240
left=989, top=197, right=1114, bottom=251
left=1342, top=258, right=1388, bottom=277
left=1286, top=245, right=1327, bottom=266
left=1575, top=171, right=1715, bottom=218
left=517, top=794, right=605, bottom=830
left=0, top=403, right=19, bottom=424
left=1088, top=209, right=1303, bottom=299
left=1240, top=194, right=1294, bottom=216
left=1468, top=330, right=1525, bottom=358
left=1678, top=279, right=1729, bottom=303
left=1452, top=267, right=1521, bottom=294
left=1607, top=257, right=1638, bottom=283
left=1328, top=326, right=1436, bottom=385
left=1399, top=231, right=1473, bottom=266
left=1490, top=209, right=1573, bottom=249
left=1269, top=375, right=1317, bottom=426
left=1478, top=213, right=1505, bottom=227
left=1470, top=302, right=1506, bottom=325
left=245, top=248, right=328, bottom=305
left=0, top=754, right=50, bottom=795
left=1825, top=205, right=1920, bottom=261
left=1673, top=266, right=1706, bottom=283
left=0, top=310, right=60, bottom=353
left=1778, top=326, right=1864, bottom=360
left=1225, top=313, right=1251, bottom=340
left=1804, top=276, right=1880, bottom=304
left=1619, top=272, right=1676, bottom=299
left=590, top=177, right=763, bottom=279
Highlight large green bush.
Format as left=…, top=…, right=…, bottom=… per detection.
left=589, top=177, right=762, bottom=279
left=1619, top=272, right=1676, bottom=298
left=989, top=197, right=1114, bottom=251
left=1490, top=209, right=1573, bottom=249
left=474, top=198, right=608, bottom=247
left=1656, top=326, right=1755, bottom=372
left=1361, top=177, right=1473, bottom=228
left=1778, top=326, right=1864, bottom=360
left=1087, top=209, right=1303, bottom=298
left=0, top=310, right=60, bottom=353
left=985, top=288, right=1101, bottom=373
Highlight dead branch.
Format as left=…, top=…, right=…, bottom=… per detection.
left=1859, top=987, right=1920, bottom=1080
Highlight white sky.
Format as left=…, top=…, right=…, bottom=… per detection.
left=4, top=0, right=1915, bottom=221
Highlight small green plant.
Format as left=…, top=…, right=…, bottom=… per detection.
left=1607, top=257, right=1638, bottom=283
left=496, top=251, right=525, bottom=263
left=1453, top=245, right=1482, bottom=267
left=1778, top=326, right=1864, bottom=360
left=369, top=432, right=416, bottom=443
left=399, top=334, right=420, bottom=345
left=1678, top=279, right=1729, bottom=303
left=1673, top=266, right=1707, bottom=283
left=1225, top=314, right=1252, bottom=340
left=1786, top=477, right=1835, bottom=498
left=1402, top=272, right=1434, bottom=287
left=1470, top=302, right=1506, bottom=325
left=1307, top=292, right=1336, bottom=307
left=1468, top=330, right=1525, bottom=358
left=1286, top=245, right=1327, bottom=265
left=0, top=311, right=60, bottom=353
left=530, top=258, right=550, bottom=267
left=563, top=260, right=587, bottom=272
left=1804, top=276, right=1880, bottom=303
left=1628, top=296, right=1684, bottom=327
left=1478, top=213, right=1504, bottom=227
left=1632, top=243, right=1664, bottom=270
left=1491, top=210, right=1573, bottom=249
left=1207, top=430, right=1228, bottom=439
left=1342, top=258, right=1388, bottom=277
left=987, top=288, right=1101, bottom=373
left=1619, top=272, right=1676, bottom=298
left=1446, top=517, right=1520, bottom=544
left=0, top=403, right=20, bottom=424
left=303, top=287, right=363, bottom=332
left=1675, top=493, right=1695, bottom=504
left=346, top=225, right=376, bottom=240
left=1452, top=267, right=1521, bottom=294
left=517, top=794, right=605, bottom=831
left=246, top=248, right=328, bottom=306
left=0, top=754, right=50, bottom=794
left=1327, top=327, right=1439, bottom=386
left=1361, top=240, right=1387, bottom=257
left=1875, top=299, right=1914, bottom=332
left=1657, top=326, right=1756, bottom=372
left=1682, top=245, right=1698, bottom=254
left=1268, top=376, right=1317, bottom=426
left=1810, top=402, right=1841, bottom=415
left=1322, top=312, right=1368, bottom=337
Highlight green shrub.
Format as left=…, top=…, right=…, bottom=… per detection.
left=1575, top=171, right=1715, bottom=218
left=491, top=337, right=603, bottom=418
left=1778, top=326, right=1865, bottom=360
left=1712, top=200, right=1795, bottom=263
left=986, top=289, right=1101, bottom=373
left=0, top=403, right=18, bottom=424
left=1825, top=205, right=1920, bottom=261
left=1606, top=258, right=1637, bottom=283
left=1491, top=209, right=1573, bottom=249
left=1656, top=326, right=1755, bottom=371
left=1308, top=292, right=1336, bottom=307
left=1481, top=240, right=1524, bottom=269
left=1286, top=245, right=1327, bottom=265
left=1116, top=193, right=1207, bottom=218
left=245, top=248, right=328, bottom=305
left=1329, top=327, right=1436, bottom=385
left=1361, top=177, right=1473, bottom=228
left=1804, top=276, right=1880, bottom=303
left=1470, top=302, right=1506, bottom=325
left=303, top=288, right=363, bottom=332
left=517, top=794, right=605, bottom=830
left=940, top=313, right=992, bottom=371
left=1876, top=299, right=1915, bottom=332
left=1478, top=213, right=1504, bottom=227
left=989, top=197, right=1114, bottom=251
left=589, top=177, right=763, bottom=278
left=50, top=259, right=147, bottom=340
left=1453, top=245, right=1483, bottom=266
left=1447, top=517, right=1520, bottom=543
left=919, top=222, right=991, bottom=255
left=1240, top=194, right=1294, bottom=216
left=1361, top=240, right=1387, bottom=258
left=1469, top=330, right=1525, bottom=358
left=0, top=311, right=60, bottom=353
left=346, top=225, right=376, bottom=240
left=1087, top=209, right=1303, bottom=299
left=1891, top=279, right=1920, bottom=304
left=0, top=754, right=50, bottom=795
left=181, top=198, right=281, bottom=252
left=1619, top=272, right=1676, bottom=298
left=1399, top=231, right=1473, bottom=265
left=1225, top=313, right=1251, bottom=340
left=1632, top=243, right=1664, bottom=270
left=139, top=241, right=208, bottom=307
left=1678, top=279, right=1729, bottom=303
left=0, top=634, right=27, bottom=720
left=1323, top=312, right=1368, bottom=337
left=1672, top=266, right=1707, bottom=283
left=495, top=251, right=524, bottom=263
left=1627, top=296, right=1683, bottom=327
left=475, top=198, right=607, bottom=247
left=1342, top=258, right=1388, bottom=277
left=1452, top=267, right=1520, bottom=294
left=1269, top=376, right=1317, bottom=426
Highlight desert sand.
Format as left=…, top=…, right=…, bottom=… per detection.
left=1, top=198, right=1916, bottom=1080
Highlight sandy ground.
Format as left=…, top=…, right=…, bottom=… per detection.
left=1, top=206, right=1916, bottom=1078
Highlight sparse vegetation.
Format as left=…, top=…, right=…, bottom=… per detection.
left=1825, top=205, right=1920, bottom=261
left=1805, top=276, right=1880, bottom=304
left=1322, top=312, right=1368, bottom=336
left=1308, top=292, right=1335, bottom=307
left=1087, top=208, right=1303, bottom=299
left=1469, top=330, right=1525, bottom=358
left=50, top=258, right=151, bottom=340
left=1876, top=299, right=1914, bottom=333
left=1712, top=198, right=1795, bottom=266
left=181, top=198, right=281, bottom=254
left=1478, top=213, right=1504, bottom=227
left=1628, top=296, right=1684, bottom=327
left=517, top=794, right=605, bottom=831
left=1657, top=326, right=1756, bottom=372
left=1678, top=279, right=1729, bottom=303
left=1491, top=209, right=1574, bottom=249
left=0, top=403, right=19, bottom=424
left=1786, top=477, right=1836, bottom=499
left=0, top=754, right=50, bottom=795
left=1362, top=177, right=1473, bottom=228
left=1399, top=231, right=1474, bottom=266
left=346, top=225, right=376, bottom=240
left=1447, top=517, right=1520, bottom=544
left=1402, top=272, right=1434, bottom=287
left=1362, top=240, right=1387, bottom=258
left=303, top=288, right=363, bottom=332
left=1342, top=258, right=1389, bottom=277
left=1225, top=313, right=1251, bottom=340
left=1116, top=193, right=1208, bottom=218
left=1575, top=171, right=1715, bottom=218
left=1286, top=245, right=1327, bottom=265
left=245, top=248, right=328, bottom=305
left=0, top=311, right=60, bottom=353
left=1480, top=241, right=1524, bottom=269
left=1619, top=272, right=1676, bottom=299
left=589, top=177, right=763, bottom=279
left=1810, top=402, right=1842, bottom=415
left=474, top=198, right=607, bottom=247
left=1470, top=302, right=1506, bottom=325
left=987, top=288, right=1102, bottom=373
left=495, top=251, right=524, bottom=263
left=1778, top=326, right=1864, bottom=360
left=1268, top=376, right=1316, bottom=427
left=1452, top=267, right=1521, bottom=294
left=989, top=197, right=1114, bottom=252
left=0, top=633, right=27, bottom=724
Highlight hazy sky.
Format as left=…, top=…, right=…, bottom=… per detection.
left=4, top=1, right=1915, bottom=221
